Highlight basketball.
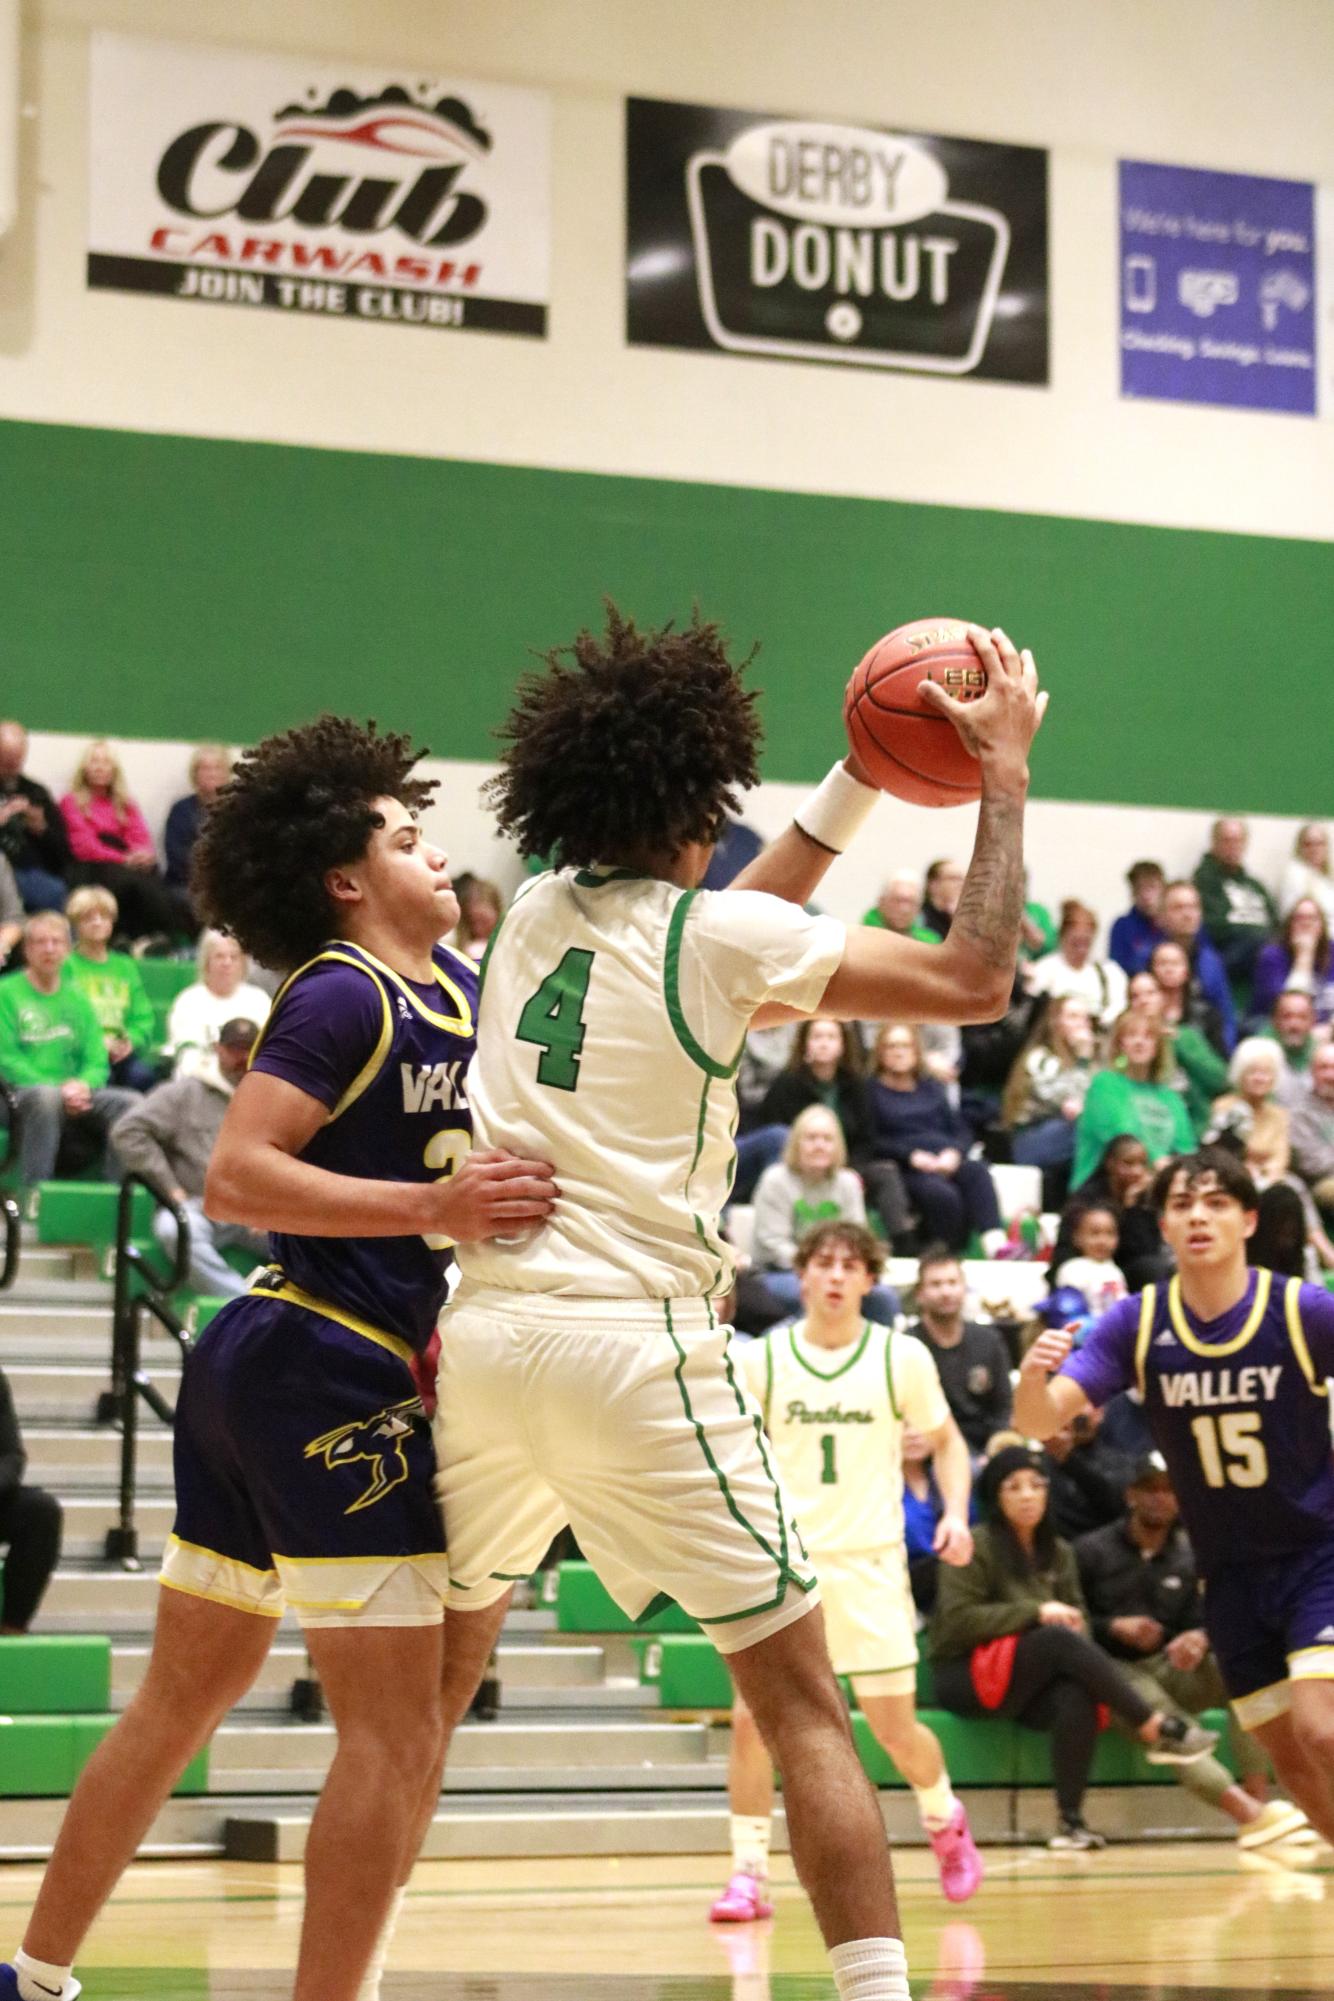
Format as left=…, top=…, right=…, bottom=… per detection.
left=843, top=617, right=987, bottom=807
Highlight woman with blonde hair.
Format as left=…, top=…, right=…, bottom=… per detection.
left=59, top=740, right=186, bottom=944
left=164, top=928, right=270, bottom=1077
left=868, top=1023, right=1003, bottom=1254
left=1206, top=1038, right=1291, bottom=1187
left=65, top=885, right=157, bottom=1091
left=1071, top=1010, right=1194, bottom=1188
left=1278, top=823, right=1334, bottom=927
left=1001, top=995, right=1096, bottom=1199
left=750, top=1105, right=900, bottom=1325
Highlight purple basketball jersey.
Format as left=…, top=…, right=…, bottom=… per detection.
left=1063, top=1269, right=1334, bottom=1572
left=248, top=939, right=477, bottom=1354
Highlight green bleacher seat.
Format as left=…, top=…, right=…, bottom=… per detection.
left=553, top=1562, right=698, bottom=1635
left=639, top=1634, right=731, bottom=1707
left=136, top=959, right=196, bottom=1007
left=0, top=1637, right=110, bottom=1713
left=638, top=1628, right=1234, bottom=1790
left=0, top=1718, right=207, bottom=1797
left=36, top=1180, right=153, bottom=1254
left=855, top=1709, right=1022, bottom=1788
left=1010, top=1706, right=1237, bottom=1787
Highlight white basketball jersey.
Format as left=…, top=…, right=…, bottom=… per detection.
left=457, top=867, right=843, bottom=1298
left=736, top=1320, right=951, bottom=1553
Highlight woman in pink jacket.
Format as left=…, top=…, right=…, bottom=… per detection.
left=60, top=741, right=190, bottom=946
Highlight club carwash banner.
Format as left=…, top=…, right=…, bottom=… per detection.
left=626, top=96, right=1048, bottom=384
left=88, top=33, right=551, bottom=335
left=1119, top=158, right=1317, bottom=415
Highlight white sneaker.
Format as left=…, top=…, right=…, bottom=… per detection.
left=1237, top=1799, right=1313, bottom=1850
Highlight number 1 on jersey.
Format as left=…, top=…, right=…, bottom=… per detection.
left=820, top=1434, right=838, bottom=1485
left=516, top=948, right=595, bottom=1091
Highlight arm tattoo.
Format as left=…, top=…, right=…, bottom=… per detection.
left=950, top=791, right=1026, bottom=974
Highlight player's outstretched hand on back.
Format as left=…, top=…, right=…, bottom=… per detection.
left=918, top=625, right=1047, bottom=793
left=429, top=1148, right=558, bottom=1243
left=1020, top=1326, right=1075, bottom=1379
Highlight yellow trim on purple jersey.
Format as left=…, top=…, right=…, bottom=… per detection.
left=1285, top=1277, right=1330, bottom=1397
left=249, top=1272, right=416, bottom=1368
left=1134, top=1283, right=1156, bottom=1398
left=1167, top=1266, right=1271, bottom=1358
left=351, top=940, right=475, bottom=1037
left=251, top=946, right=396, bottom=1125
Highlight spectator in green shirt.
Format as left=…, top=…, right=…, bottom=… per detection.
left=65, top=886, right=158, bottom=1092
left=1193, top=816, right=1278, bottom=991
left=0, top=911, right=138, bottom=1188
left=1126, top=959, right=1228, bottom=1136
left=1071, top=1010, right=1195, bottom=1188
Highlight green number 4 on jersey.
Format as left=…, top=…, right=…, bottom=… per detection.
left=516, top=948, right=595, bottom=1090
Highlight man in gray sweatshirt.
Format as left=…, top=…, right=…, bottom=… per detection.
left=110, top=1017, right=268, bottom=1296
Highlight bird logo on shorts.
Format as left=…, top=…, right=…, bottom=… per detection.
left=304, top=1397, right=422, bottom=1514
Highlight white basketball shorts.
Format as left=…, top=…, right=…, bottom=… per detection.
left=434, top=1287, right=819, bottom=1654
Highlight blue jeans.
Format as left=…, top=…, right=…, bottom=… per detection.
left=110, top=1051, right=160, bottom=1093
left=1011, top=1118, right=1076, bottom=1170
left=14, top=865, right=67, bottom=913
left=732, top=1124, right=788, bottom=1202
left=153, top=1201, right=268, bottom=1299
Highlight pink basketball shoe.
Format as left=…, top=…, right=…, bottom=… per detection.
left=708, top=1870, right=774, bottom=1923
left=929, top=1803, right=984, bottom=1903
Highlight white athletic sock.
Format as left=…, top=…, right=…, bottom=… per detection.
left=729, top=1812, right=772, bottom=1879
left=830, top=1936, right=910, bottom=2001
left=913, top=1772, right=958, bottom=1832
left=13, top=1950, right=80, bottom=2001
left=355, top=1885, right=406, bottom=2001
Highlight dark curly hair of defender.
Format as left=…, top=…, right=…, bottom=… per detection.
left=484, top=604, right=763, bottom=867
left=191, top=715, right=436, bottom=971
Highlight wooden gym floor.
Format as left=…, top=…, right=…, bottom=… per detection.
left=1, top=1843, right=1331, bottom=1996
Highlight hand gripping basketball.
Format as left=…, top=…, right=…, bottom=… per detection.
left=919, top=626, right=1047, bottom=789
left=844, top=620, right=1046, bottom=806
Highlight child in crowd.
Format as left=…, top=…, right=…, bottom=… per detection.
left=1050, top=1202, right=1128, bottom=1315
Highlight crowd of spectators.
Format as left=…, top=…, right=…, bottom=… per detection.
left=0, top=732, right=1329, bottom=1853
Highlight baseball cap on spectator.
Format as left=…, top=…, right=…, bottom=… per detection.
left=1127, top=1451, right=1171, bottom=1489
left=1039, top=1286, right=1091, bottom=1326
left=218, top=1017, right=260, bottom=1049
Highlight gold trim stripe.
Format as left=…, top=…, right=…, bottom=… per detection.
left=1285, top=1276, right=1329, bottom=1397
left=250, top=1274, right=416, bottom=1367
left=1167, top=1267, right=1271, bottom=1359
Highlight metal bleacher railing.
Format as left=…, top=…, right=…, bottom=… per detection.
left=101, top=1171, right=193, bottom=1571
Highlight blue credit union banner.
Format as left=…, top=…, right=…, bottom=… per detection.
left=1119, top=158, right=1316, bottom=415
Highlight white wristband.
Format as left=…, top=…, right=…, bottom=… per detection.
left=792, top=761, right=879, bottom=854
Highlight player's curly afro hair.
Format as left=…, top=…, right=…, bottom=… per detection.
left=192, top=715, right=436, bottom=971
left=485, top=604, right=763, bottom=867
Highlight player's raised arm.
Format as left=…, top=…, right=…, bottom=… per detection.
left=1014, top=1329, right=1093, bottom=1440
left=727, top=748, right=881, bottom=907
left=812, top=628, right=1045, bottom=1025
